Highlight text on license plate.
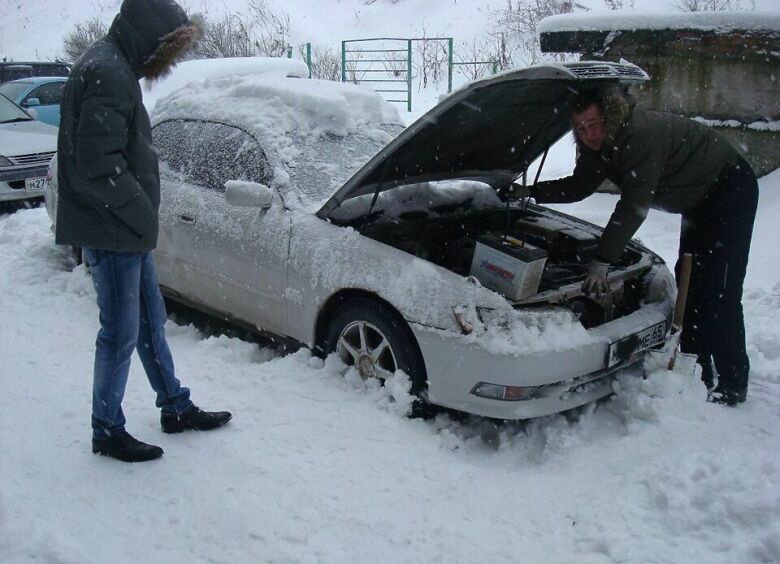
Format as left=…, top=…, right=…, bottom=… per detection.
left=25, top=177, right=48, bottom=192
left=607, top=321, right=667, bottom=367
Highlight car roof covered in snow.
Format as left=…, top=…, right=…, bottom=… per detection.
left=143, top=56, right=309, bottom=112
left=149, top=65, right=403, bottom=141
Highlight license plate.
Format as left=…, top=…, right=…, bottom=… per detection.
left=607, top=321, right=667, bottom=367
left=25, top=177, right=48, bottom=192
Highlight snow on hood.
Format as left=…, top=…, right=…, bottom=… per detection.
left=151, top=73, right=402, bottom=139
left=327, top=179, right=503, bottom=223
left=537, top=11, right=780, bottom=34
left=0, top=119, right=57, bottom=156
left=143, top=56, right=310, bottom=111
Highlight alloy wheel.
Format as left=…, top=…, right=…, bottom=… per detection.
left=337, top=320, right=398, bottom=381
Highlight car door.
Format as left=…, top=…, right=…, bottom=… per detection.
left=153, top=119, right=291, bottom=335
left=22, top=81, right=64, bottom=126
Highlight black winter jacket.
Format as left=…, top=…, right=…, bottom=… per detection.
left=55, top=0, right=190, bottom=252
left=532, top=106, right=741, bottom=263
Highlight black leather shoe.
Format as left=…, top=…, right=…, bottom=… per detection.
left=161, top=406, right=232, bottom=434
left=92, top=430, right=164, bottom=462
left=708, top=386, right=747, bottom=407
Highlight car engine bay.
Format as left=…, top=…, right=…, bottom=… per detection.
left=359, top=203, right=652, bottom=328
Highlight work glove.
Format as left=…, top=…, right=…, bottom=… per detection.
left=506, top=182, right=531, bottom=199
left=582, top=259, right=610, bottom=298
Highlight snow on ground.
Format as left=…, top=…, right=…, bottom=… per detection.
left=1, top=164, right=779, bottom=563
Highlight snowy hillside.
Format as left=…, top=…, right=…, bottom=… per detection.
left=2, top=0, right=779, bottom=62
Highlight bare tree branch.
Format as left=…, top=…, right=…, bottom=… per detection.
left=62, top=18, right=108, bottom=63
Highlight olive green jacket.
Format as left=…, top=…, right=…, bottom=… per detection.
left=531, top=106, right=740, bottom=262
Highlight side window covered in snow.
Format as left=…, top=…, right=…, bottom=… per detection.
left=153, top=119, right=272, bottom=192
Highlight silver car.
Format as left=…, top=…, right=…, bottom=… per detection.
left=49, top=62, right=675, bottom=420
left=0, top=93, right=57, bottom=204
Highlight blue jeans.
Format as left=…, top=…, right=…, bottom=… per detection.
left=83, top=249, right=192, bottom=439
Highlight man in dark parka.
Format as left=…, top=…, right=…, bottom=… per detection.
left=515, top=86, right=758, bottom=407
left=57, top=0, right=232, bottom=462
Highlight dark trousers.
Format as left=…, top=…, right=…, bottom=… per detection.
left=676, top=158, right=758, bottom=395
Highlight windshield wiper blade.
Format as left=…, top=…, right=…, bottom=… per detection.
left=0, top=117, right=33, bottom=124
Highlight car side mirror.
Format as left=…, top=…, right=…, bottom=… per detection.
left=24, top=97, right=41, bottom=107
left=25, top=107, right=38, bottom=120
left=224, top=180, right=273, bottom=209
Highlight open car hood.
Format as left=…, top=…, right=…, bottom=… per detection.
left=318, top=62, right=648, bottom=221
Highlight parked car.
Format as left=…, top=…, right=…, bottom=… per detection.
left=0, top=77, right=67, bottom=126
left=46, top=61, right=675, bottom=420
left=0, top=61, right=69, bottom=84
left=0, top=93, right=57, bottom=204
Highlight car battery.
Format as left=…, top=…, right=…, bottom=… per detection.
left=469, top=234, right=548, bottom=300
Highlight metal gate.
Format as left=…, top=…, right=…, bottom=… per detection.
left=341, top=37, right=453, bottom=112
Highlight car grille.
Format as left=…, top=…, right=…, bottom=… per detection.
left=7, top=151, right=56, bottom=167
left=566, top=62, right=648, bottom=81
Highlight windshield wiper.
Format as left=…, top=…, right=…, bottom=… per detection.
left=0, top=117, right=33, bottom=124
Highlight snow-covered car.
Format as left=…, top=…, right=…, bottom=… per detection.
left=0, top=93, right=57, bottom=204
left=47, top=61, right=675, bottom=420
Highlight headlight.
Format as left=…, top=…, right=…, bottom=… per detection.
left=0, top=155, right=12, bottom=167
left=471, top=381, right=540, bottom=401
left=453, top=305, right=499, bottom=335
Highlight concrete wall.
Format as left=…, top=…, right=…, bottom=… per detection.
left=540, top=27, right=780, bottom=176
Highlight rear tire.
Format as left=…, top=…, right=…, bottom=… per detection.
left=323, top=297, right=427, bottom=397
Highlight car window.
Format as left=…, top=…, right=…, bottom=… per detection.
left=290, top=124, right=403, bottom=203
left=153, top=119, right=272, bottom=192
left=0, top=93, right=33, bottom=122
left=25, top=82, right=64, bottom=105
left=0, top=81, right=32, bottom=101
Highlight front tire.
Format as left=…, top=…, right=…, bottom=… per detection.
left=323, top=297, right=427, bottom=396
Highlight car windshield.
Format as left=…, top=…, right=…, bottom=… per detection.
left=289, top=124, right=404, bottom=204
left=0, top=81, right=31, bottom=101
left=0, top=93, right=33, bottom=123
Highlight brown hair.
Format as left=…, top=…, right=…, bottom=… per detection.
left=570, top=84, right=631, bottom=141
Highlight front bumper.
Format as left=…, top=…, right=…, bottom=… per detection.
left=410, top=303, right=671, bottom=419
left=0, top=164, right=49, bottom=202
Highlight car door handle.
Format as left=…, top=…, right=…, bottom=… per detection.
left=178, top=214, right=196, bottom=224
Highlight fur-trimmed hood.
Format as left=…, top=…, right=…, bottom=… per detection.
left=109, top=0, right=201, bottom=79
left=574, top=84, right=634, bottom=153
left=600, top=85, right=633, bottom=143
